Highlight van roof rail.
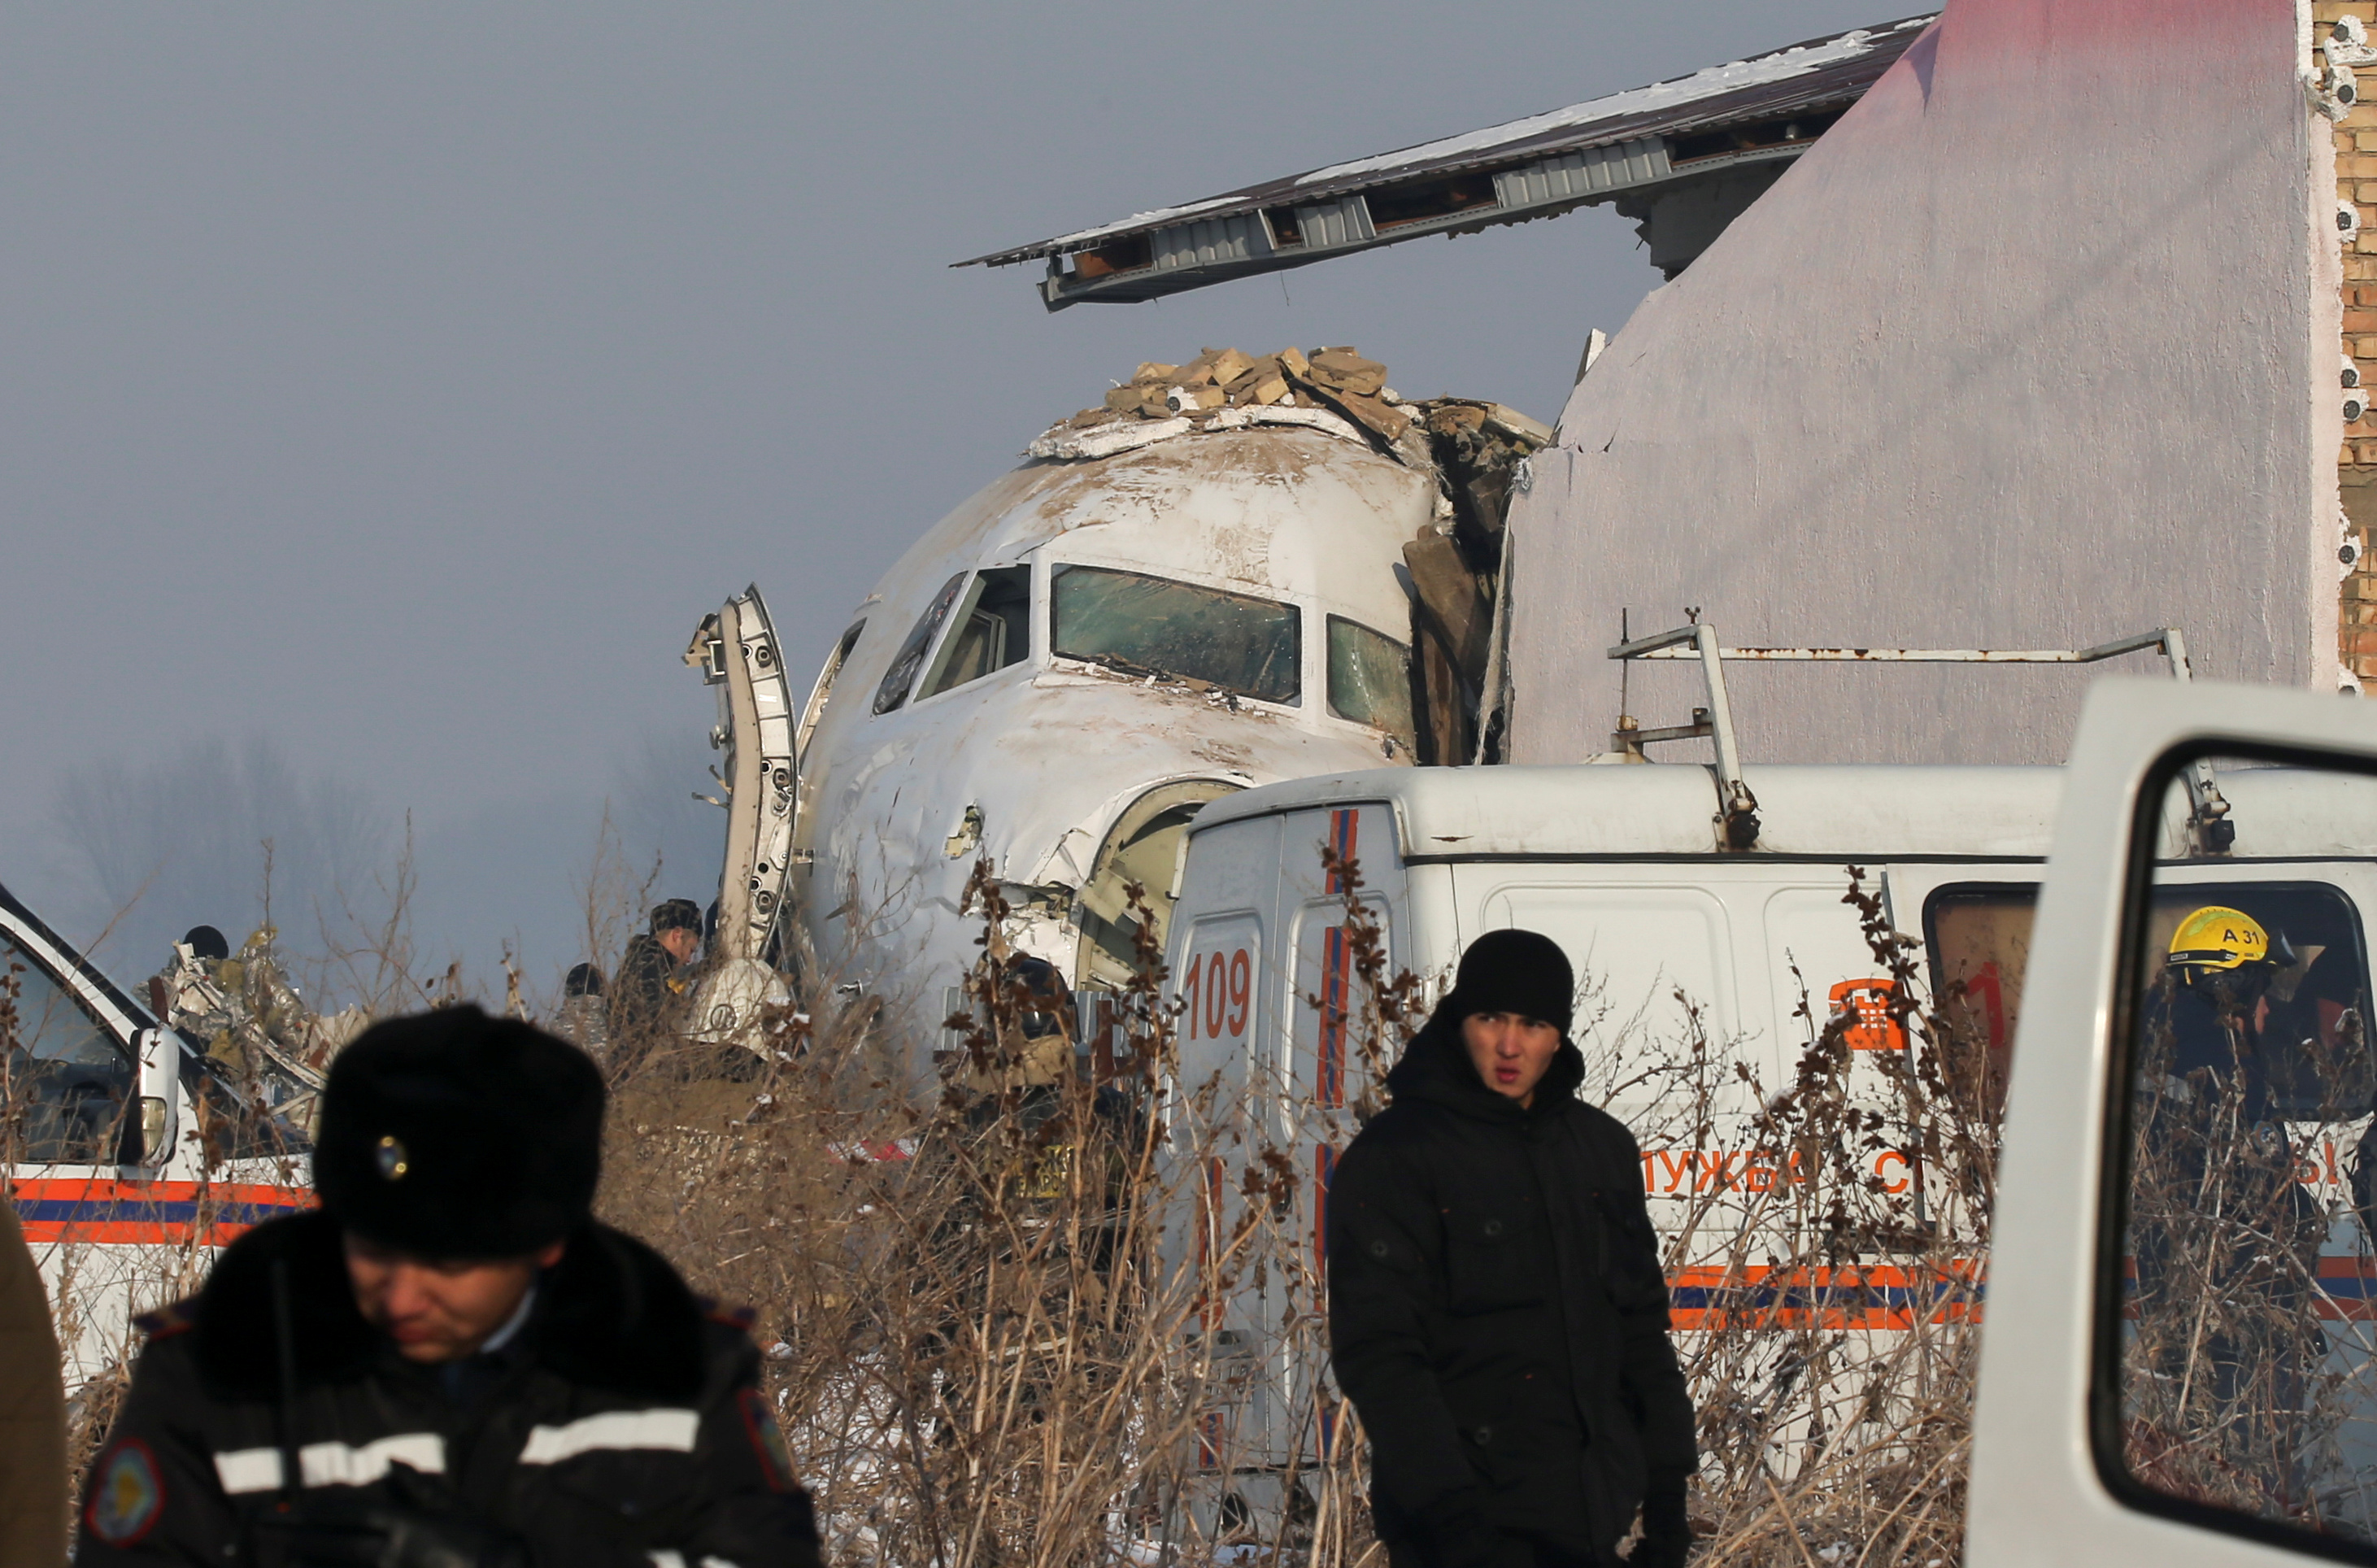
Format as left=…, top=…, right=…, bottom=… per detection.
left=1604, top=624, right=2233, bottom=855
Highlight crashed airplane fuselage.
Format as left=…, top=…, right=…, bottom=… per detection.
left=699, top=397, right=1493, bottom=1057
left=793, top=418, right=1431, bottom=1037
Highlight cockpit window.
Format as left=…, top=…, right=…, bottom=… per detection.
left=1050, top=564, right=1301, bottom=706
left=873, top=573, right=969, bottom=716
left=920, top=568, right=1032, bottom=700
left=1326, top=616, right=1415, bottom=752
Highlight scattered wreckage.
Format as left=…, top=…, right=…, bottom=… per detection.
left=688, top=346, right=1545, bottom=1063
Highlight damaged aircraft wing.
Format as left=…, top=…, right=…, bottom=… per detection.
left=955, top=13, right=1934, bottom=307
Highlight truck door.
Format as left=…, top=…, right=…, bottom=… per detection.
left=1165, top=810, right=1282, bottom=1494
left=1283, top=804, right=1401, bottom=1475
left=1970, top=679, right=2377, bottom=1568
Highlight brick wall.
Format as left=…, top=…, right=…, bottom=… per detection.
left=2322, top=1, right=2377, bottom=685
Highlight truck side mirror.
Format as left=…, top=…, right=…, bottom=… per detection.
left=133, top=1026, right=179, bottom=1168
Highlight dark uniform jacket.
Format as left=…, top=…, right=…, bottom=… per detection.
left=76, top=1210, right=821, bottom=1568
left=1326, top=1017, right=1694, bottom=1564
left=613, top=934, right=686, bottom=1043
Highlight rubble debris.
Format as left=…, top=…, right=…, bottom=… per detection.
left=1031, top=346, right=1553, bottom=767
left=148, top=926, right=366, bottom=1132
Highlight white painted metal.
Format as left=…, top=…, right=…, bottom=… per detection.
left=691, top=586, right=798, bottom=966
left=1177, top=737, right=2377, bottom=1530
left=1969, top=676, right=2377, bottom=1567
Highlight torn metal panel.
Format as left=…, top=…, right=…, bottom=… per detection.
left=955, top=15, right=1934, bottom=307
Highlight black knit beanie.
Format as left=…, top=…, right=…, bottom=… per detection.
left=1441, top=928, right=1575, bottom=1034
left=313, top=1005, right=604, bottom=1259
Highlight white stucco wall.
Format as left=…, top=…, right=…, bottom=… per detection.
left=1507, top=0, right=2342, bottom=765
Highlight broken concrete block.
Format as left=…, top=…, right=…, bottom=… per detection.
left=1104, top=385, right=1143, bottom=413
left=1333, top=389, right=1413, bottom=439
left=1167, top=384, right=1226, bottom=412
left=1170, top=351, right=1224, bottom=386
left=1278, top=346, right=1312, bottom=380
left=1308, top=346, right=1387, bottom=396
left=1133, top=362, right=1178, bottom=385
left=1207, top=347, right=1256, bottom=385
left=1226, top=356, right=1291, bottom=406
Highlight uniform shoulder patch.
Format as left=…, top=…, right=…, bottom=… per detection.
left=734, top=1387, right=797, bottom=1493
left=85, top=1438, right=164, bottom=1545
left=133, top=1299, right=196, bottom=1339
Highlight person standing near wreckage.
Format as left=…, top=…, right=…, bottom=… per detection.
left=74, top=1005, right=821, bottom=1568
left=1326, top=929, right=1696, bottom=1568
left=613, top=897, right=703, bottom=1053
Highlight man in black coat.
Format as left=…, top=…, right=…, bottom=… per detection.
left=614, top=899, right=703, bottom=1048
left=1327, top=929, right=1695, bottom=1568
left=76, top=1005, right=821, bottom=1568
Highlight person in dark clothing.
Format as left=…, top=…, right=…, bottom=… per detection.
left=613, top=899, right=703, bottom=1044
left=76, top=1005, right=821, bottom=1568
left=1327, top=929, right=1695, bottom=1568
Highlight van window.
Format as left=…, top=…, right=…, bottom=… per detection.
left=873, top=573, right=969, bottom=716
left=920, top=568, right=1031, bottom=700
left=1939, top=881, right=2375, bottom=1122
left=1924, top=884, right=2039, bottom=1112
left=1, top=938, right=132, bottom=1165
left=1051, top=565, right=1301, bottom=706
left=1326, top=616, right=1416, bottom=752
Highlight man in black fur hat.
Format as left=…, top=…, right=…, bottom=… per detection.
left=74, top=1006, right=821, bottom=1568
left=1326, top=930, right=1695, bottom=1568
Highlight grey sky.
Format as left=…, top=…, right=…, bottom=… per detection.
left=0, top=2, right=1892, bottom=988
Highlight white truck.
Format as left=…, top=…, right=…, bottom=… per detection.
left=1, top=881, right=310, bottom=1394
left=1162, top=631, right=2377, bottom=1560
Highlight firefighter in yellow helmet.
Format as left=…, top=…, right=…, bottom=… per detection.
left=2162, top=904, right=2297, bottom=1126
left=2143, top=908, right=2323, bottom=1463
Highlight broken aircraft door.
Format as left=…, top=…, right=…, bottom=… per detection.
left=686, top=586, right=798, bottom=1044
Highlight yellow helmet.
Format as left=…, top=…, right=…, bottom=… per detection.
left=2166, top=906, right=2270, bottom=972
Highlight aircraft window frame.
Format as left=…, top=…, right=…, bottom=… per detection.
left=2090, top=740, right=2377, bottom=1562
left=873, top=573, right=969, bottom=716
left=1324, top=615, right=1417, bottom=753
left=1047, top=563, right=1304, bottom=708
left=916, top=567, right=1033, bottom=703
left=798, top=619, right=865, bottom=759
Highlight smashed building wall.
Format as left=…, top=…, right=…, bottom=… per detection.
left=1505, top=0, right=2342, bottom=765
left=2325, top=2, right=2377, bottom=682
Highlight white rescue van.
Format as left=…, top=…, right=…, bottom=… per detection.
left=1163, top=631, right=2377, bottom=1544
left=1, top=881, right=310, bottom=1394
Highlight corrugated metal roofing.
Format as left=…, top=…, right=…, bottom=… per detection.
left=956, top=13, right=1935, bottom=307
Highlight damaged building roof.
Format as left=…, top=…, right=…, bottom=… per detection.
left=956, top=13, right=1935, bottom=308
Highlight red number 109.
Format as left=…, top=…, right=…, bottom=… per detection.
left=1183, top=947, right=1252, bottom=1041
